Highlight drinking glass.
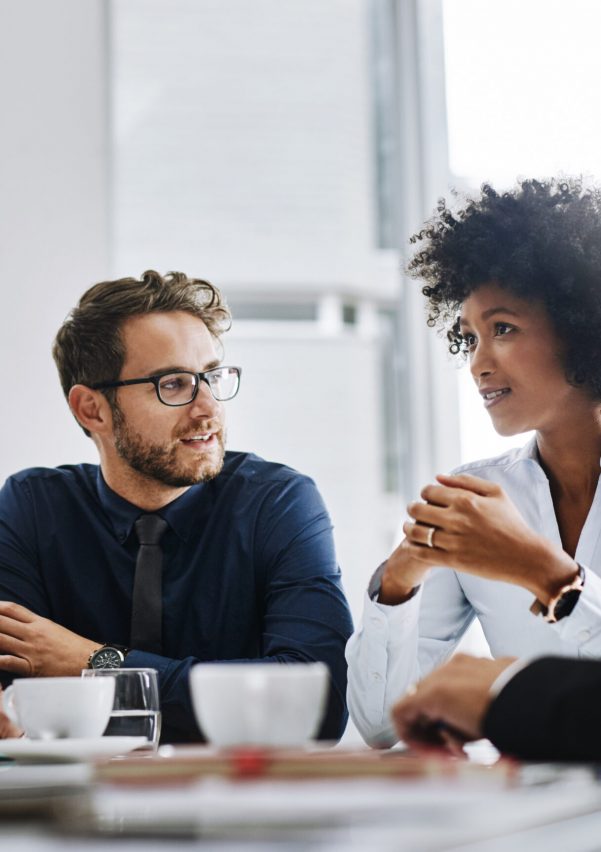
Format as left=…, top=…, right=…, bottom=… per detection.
left=81, top=667, right=161, bottom=749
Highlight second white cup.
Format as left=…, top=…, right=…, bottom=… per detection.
left=189, top=662, right=329, bottom=747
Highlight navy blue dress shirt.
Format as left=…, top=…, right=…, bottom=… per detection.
left=0, top=451, right=353, bottom=743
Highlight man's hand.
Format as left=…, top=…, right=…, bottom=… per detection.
left=391, top=654, right=516, bottom=753
left=0, top=602, right=99, bottom=677
left=0, top=688, right=23, bottom=738
left=402, top=473, right=578, bottom=603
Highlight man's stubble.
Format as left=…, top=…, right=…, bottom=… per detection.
left=112, top=403, right=225, bottom=488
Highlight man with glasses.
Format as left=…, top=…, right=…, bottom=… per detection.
left=0, top=270, right=353, bottom=743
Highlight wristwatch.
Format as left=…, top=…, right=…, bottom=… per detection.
left=88, top=644, right=130, bottom=669
left=530, top=564, right=585, bottom=624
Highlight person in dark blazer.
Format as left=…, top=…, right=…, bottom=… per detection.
left=392, top=652, right=601, bottom=761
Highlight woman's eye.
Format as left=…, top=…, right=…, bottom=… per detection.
left=495, top=322, right=514, bottom=336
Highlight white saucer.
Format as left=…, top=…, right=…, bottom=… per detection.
left=0, top=736, right=149, bottom=763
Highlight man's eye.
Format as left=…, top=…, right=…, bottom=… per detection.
left=495, top=322, right=514, bottom=336
left=160, top=377, right=185, bottom=391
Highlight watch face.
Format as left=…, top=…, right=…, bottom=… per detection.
left=91, top=648, right=123, bottom=669
left=553, top=588, right=582, bottom=621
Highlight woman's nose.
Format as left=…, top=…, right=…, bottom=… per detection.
left=470, top=341, right=495, bottom=381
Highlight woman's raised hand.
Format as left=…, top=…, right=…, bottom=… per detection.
left=401, top=473, right=577, bottom=601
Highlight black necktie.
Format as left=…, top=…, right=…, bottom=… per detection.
left=130, top=514, right=169, bottom=654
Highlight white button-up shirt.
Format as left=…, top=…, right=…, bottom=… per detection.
left=346, top=437, right=601, bottom=746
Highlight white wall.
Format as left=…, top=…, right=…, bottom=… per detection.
left=111, top=0, right=397, bottom=299
left=0, top=0, right=111, bottom=479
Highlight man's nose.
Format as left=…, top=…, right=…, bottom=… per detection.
left=188, top=380, right=222, bottom=419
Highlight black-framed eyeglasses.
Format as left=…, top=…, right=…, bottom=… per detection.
left=92, top=366, right=242, bottom=407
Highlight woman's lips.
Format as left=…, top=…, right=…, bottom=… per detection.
left=482, top=388, right=511, bottom=409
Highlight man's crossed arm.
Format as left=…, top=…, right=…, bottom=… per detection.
left=0, top=600, right=98, bottom=677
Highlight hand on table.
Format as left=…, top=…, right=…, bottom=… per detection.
left=400, top=473, right=577, bottom=603
left=391, top=654, right=516, bottom=754
left=0, top=601, right=98, bottom=677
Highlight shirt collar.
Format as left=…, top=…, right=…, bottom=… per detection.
left=514, top=435, right=539, bottom=462
left=96, top=468, right=208, bottom=543
left=513, top=434, right=601, bottom=475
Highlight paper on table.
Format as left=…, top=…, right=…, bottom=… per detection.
left=84, top=771, right=601, bottom=845
left=93, top=744, right=515, bottom=786
left=0, top=763, right=91, bottom=792
left=0, top=763, right=91, bottom=821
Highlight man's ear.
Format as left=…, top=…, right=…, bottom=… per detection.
left=68, top=385, right=114, bottom=436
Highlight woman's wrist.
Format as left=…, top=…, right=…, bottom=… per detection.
left=378, top=558, right=423, bottom=605
left=525, top=538, right=579, bottom=606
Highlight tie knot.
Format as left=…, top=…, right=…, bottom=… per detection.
left=135, top=514, right=168, bottom=546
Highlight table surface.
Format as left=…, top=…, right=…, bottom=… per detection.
left=1, top=743, right=601, bottom=851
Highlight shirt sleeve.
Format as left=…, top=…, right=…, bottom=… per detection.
left=0, top=477, right=49, bottom=614
left=346, top=566, right=474, bottom=747
left=129, top=474, right=354, bottom=744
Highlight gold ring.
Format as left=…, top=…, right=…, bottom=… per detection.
left=425, top=526, right=436, bottom=548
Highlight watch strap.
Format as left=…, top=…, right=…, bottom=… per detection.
left=530, top=564, right=585, bottom=623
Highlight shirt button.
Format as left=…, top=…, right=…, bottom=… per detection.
left=578, top=629, right=591, bottom=642
left=371, top=671, right=383, bottom=682
left=369, top=616, right=381, bottom=626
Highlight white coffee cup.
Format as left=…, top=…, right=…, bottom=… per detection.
left=189, top=662, right=329, bottom=747
left=3, top=676, right=115, bottom=739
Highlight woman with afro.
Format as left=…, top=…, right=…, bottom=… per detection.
left=347, top=177, right=601, bottom=747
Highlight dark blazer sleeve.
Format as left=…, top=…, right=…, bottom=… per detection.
left=483, top=656, right=601, bottom=761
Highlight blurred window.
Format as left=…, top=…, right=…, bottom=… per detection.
left=228, top=301, right=318, bottom=322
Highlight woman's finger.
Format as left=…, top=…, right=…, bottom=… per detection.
left=435, top=473, right=499, bottom=496
left=406, top=501, right=447, bottom=527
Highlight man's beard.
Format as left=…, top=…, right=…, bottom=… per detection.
left=112, top=405, right=225, bottom=488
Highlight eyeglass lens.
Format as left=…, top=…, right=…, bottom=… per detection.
left=157, top=368, right=239, bottom=405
